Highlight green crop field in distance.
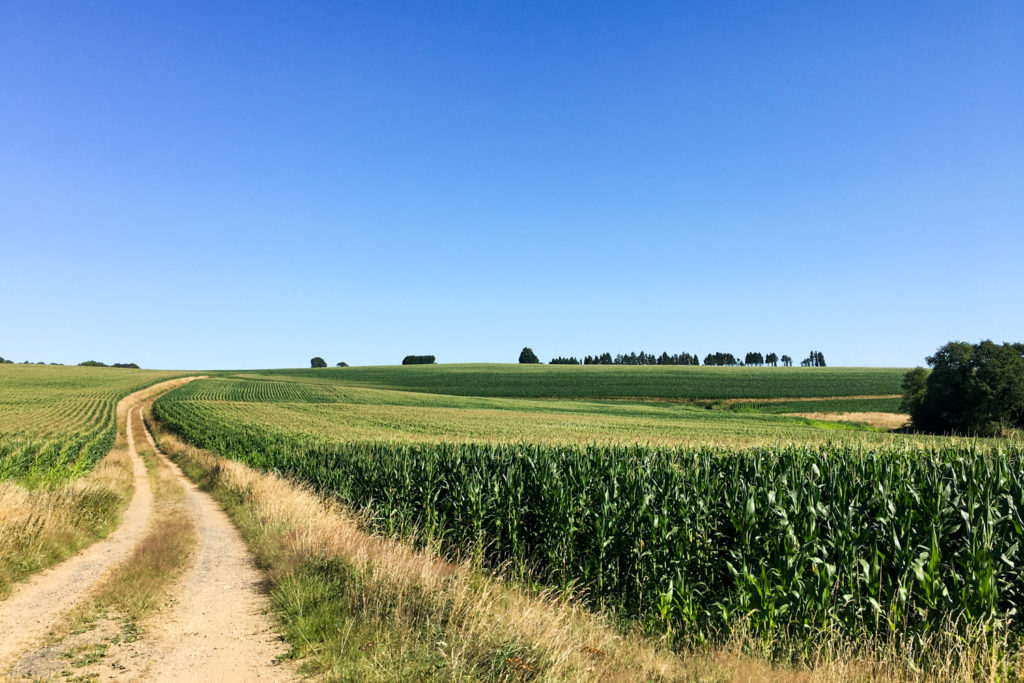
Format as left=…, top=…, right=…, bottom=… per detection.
left=246, top=363, right=908, bottom=400
left=0, top=365, right=185, bottom=485
left=164, top=376, right=924, bottom=448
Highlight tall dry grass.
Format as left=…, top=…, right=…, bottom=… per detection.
left=0, top=379, right=196, bottom=598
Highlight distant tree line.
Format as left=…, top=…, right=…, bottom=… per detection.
left=78, top=360, right=140, bottom=368
left=590, top=351, right=701, bottom=366
left=403, top=355, right=436, bottom=365
left=522, top=348, right=816, bottom=366
left=902, top=340, right=1024, bottom=436
left=0, top=355, right=143, bottom=367
left=704, top=352, right=738, bottom=366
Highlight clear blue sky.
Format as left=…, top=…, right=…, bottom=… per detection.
left=2, top=2, right=1022, bottom=369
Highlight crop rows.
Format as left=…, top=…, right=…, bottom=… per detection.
left=0, top=366, right=179, bottom=485
left=156, top=385, right=1023, bottom=654
left=256, top=364, right=907, bottom=400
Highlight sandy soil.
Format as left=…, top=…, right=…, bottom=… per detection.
left=119, top=417, right=296, bottom=681
left=2, top=378, right=295, bottom=681
left=0, top=390, right=157, bottom=664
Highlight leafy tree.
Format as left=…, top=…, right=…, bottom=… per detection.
left=780, top=354, right=792, bottom=367
left=519, top=347, right=540, bottom=364
left=549, top=356, right=579, bottom=365
left=111, top=362, right=140, bottom=369
left=336, top=362, right=349, bottom=367
left=899, top=367, right=929, bottom=416
left=744, top=352, right=764, bottom=366
left=310, top=357, right=327, bottom=368
left=765, top=352, right=778, bottom=367
left=904, top=340, right=1024, bottom=435
left=79, top=360, right=107, bottom=367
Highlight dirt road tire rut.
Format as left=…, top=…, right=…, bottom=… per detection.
left=0, top=400, right=155, bottom=664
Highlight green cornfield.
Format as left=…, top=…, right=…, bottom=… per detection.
left=155, top=381, right=1023, bottom=656
left=0, top=365, right=182, bottom=485
left=249, top=363, right=907, bottom=400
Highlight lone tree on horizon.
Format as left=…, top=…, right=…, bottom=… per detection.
left=519, top=347, right=540, bottom=364
left=310, top=356, right=327, bottom=368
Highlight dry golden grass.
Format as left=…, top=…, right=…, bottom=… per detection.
left=0, top=378, right=196, bottom=598
left=782, top=412, right=910, bottom=430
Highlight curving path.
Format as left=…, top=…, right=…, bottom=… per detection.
left=123, top=415, right=294, bottom=681
left=0, top=386, right=160, bottom=664
left=1, top=379, right=296, bottom=680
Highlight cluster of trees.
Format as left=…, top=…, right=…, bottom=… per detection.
left=0, top=356, right=13, bottom=364
left=801, top=351, right=826, bottom=367
left=582, top=352, right=700, bottom=366
left=403, top=355, right=436, bottom=365
left=540, top=351, right=705, bottom=365
left=310, top=357, right=349, bottom=368
left=902, top=340, right=1024, bottom=436
left=79, top=360, right=140, bottom=368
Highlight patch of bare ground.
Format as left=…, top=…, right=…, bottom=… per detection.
left=0, top=380, right=195, bottom=665
left=784, top=412, right=910, bottom=430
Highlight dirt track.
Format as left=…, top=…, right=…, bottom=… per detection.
left=0, top=389, right=157, bottom=663
left=0, top=380, right=295, bottom=681
left=120, top=415, right=294, bottom=681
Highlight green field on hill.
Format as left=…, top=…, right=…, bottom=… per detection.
left=173, top=374, right=913, bottom=447
left=0, top=365, right=183, bottom=484
left=245, top=363, right=907, bottom=400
